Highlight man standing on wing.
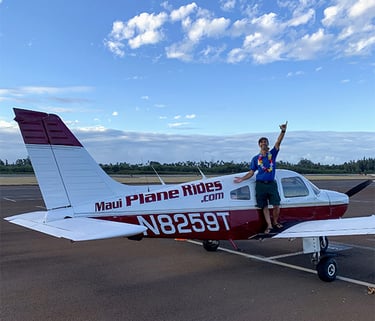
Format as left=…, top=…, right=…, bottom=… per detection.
left=234, top=122, right=288, bottom=234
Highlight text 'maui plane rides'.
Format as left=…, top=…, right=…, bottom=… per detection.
left=5, top=108, right=375, bottom=282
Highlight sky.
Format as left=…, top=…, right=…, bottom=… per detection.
left=0, top=0, right=374, bottom=166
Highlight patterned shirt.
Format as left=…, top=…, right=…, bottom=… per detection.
left=250, top=147, right=279, bottom=181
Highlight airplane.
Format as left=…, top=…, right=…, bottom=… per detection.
left=4, top=108, right=375, bottom=282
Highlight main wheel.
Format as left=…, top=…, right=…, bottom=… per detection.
left=202, top=240, right=220, bottom=252
left=317, top=257, right=337, bottom=282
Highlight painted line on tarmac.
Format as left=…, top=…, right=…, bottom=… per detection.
left=267, top=251, right=304, bottom=260
left=331, top=241, right=375, bottom=252
left=3, top=197, right=16, bottom=202
left=187, top=240, right=375, bottom=288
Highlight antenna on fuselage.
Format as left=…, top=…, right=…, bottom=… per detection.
left=197, top=166, right=207, bottom=180
left=151, top=165, right=166, bottom=185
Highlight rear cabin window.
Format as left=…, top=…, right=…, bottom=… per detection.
left=230, top=185, right=251, bottom=200
left=281, top=177, right=309, bottom=198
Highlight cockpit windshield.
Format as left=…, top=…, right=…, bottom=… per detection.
left=281, top=177, right=309, bottom=198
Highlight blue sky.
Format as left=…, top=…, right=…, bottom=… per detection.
left=0, top=0, right=374, bottom=165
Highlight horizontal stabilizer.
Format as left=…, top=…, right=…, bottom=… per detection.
left=273, top=215, right=375, bottom=238
left=5, top=212, right=147, bottom=241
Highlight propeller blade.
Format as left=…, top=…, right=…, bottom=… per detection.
left=345, top=179, right=373, bottom=197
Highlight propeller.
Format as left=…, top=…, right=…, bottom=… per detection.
left=345, top=179, right=373, bottom=197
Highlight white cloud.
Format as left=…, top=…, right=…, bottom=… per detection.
left=188, top=17, right=230, bottom=43
left=322, top=5, right=339, bottom=27
left=349, top=0, right=375, bottom=18
left=1, top=126, right=374, bottom=165
left=287, top=8, right=315, bottom=27
left=0, top=86, right=94, bottom=108
left=287, top=70, right=304, bottom=77
left=170, top=2, right=197, bottom=21
left=128, top=12, right=168, bottom=49
left=104, top=40, right=125, bottom=57
left=345, top=35, right=375, bottom=55
left=0, top=120, right=18, bottom=131
left=288, top=28, right=332, bottom=60
left=227, top=47, right=247, bottom=63
left=321, top=0, right=375, bottom=56
left=168, top=122, right=189, bottom=128
left=112, top=111, right=119, bottom=116
left=0, top=86, right=91, bottom=97
left=165, top=41, right=195, bottom=61
left=105, top=12, right=168, bottom=53
left=105, top=1, right=375, bottom=63
left=220, top=0, right=236, bottom=12
left=251, top=12, right=279, bottom=33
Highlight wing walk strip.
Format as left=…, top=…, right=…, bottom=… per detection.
left=187, top=240, right=375, bottom=288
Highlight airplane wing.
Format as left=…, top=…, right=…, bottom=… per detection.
left=273, top=215, right=375, bottom=238
left=5, top=212, right=147, bottom=242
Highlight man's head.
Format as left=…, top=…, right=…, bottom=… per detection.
left=258, top=137, right=269, bottom=151
left=258, top=137, right=269, bottom=146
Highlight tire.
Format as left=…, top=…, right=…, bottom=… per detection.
left=317, top=257, right=337, bottom=282
left=202, top=240, right=220, bottom=252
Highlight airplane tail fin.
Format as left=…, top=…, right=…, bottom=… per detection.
left=14, top=108, right=126, bottom=210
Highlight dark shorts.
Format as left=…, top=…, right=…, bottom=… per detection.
left=255, top=180, right=281, bottom=209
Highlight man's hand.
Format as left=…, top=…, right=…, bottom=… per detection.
left=280, top=121, right=288, bottom=132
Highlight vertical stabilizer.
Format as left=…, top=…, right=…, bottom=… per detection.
left=14, top=108, right=125, bottom=210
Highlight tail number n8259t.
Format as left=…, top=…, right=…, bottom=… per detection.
left=137, top=212, right=230, bottom=236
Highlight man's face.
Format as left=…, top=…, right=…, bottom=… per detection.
left=259, top=138, right=269, bottom=150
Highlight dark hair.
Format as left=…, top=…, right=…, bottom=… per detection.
left=258, top=137, right=269, bottom=145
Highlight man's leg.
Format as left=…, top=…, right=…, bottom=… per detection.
left=256, top=182, right=273, bottom=233
left=272, top=205, right=280, bottom=225
left=263, top=207, right=273, bottom=233
left=269, top=181, right=282, bottom=227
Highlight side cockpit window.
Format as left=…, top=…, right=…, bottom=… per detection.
left=230, top=185, right=251, bottom=200
left=281, top=177, right=309, bottom=198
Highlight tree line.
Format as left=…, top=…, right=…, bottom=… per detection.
left=0, top=157, right=374, bottom=175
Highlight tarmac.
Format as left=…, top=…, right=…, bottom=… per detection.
left=1, top=179, right=374, bottom=321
